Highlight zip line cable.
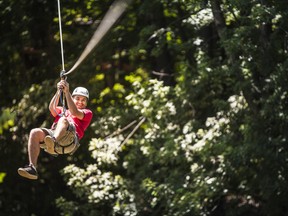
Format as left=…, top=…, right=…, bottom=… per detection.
left=57, top=0, right=65, bottom=72
left=57, top=0, right=132, bottom=77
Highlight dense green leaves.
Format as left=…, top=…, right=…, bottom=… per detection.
left=1, top=0, right=288, bottom=215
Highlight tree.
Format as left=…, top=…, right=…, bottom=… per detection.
left=2, top=0, right=288, bottom=215
left=56, top=0, right=288, bottom=215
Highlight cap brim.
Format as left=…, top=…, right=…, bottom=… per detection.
left=72, top=93, right=89, bottom=99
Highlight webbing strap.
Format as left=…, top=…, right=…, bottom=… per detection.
left=63, top=0, right=132, bottom=76
left=59, top=90, right=67, bottom=117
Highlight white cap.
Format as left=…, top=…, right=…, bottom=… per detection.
left=72, top=87, right=89, bottom=99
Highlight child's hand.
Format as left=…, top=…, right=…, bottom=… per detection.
left=57, top=80, right=70, bottom=93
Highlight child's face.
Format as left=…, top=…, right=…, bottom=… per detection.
left=73, top=95, right=87, bottom=109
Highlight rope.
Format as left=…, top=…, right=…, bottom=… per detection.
left=104, top=119, right=138, bottom=140
left=120, top=117, right=146, bottom=147
left=56, top=0, right=67, bottom=117
left=63, top=0, right=132, bottom=76
left=103, top=116, right=146, bottom=147
left=53, top=89, right=67, bottom=117
left=57, top=0, right=65, bottom=72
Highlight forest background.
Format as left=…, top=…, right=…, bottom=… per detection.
left=1, top=0, right=288, bottom=215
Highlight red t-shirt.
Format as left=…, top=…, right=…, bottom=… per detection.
left=52, top=108, right=93, bottom=139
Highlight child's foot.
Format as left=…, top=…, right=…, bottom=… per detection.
left=18, top=164, right=38, bottom=180
left=44, top=135, right=56, bottom=155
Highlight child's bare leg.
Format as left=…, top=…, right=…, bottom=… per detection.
left=28, top=128, right=46, bottom=167
left=53, top=117, right=69, bottom=141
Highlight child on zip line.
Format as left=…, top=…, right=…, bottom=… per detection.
left=18, top=79, right=93, bottom=180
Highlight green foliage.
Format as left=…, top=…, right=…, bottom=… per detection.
left=56, top=0, right=288, bottom=215
left=0, top=108, right=15, bottom=135
left=57, top=164, right=136, bottom=216
left=56, top=79, right=226, bottom=215
left=0, top=173, right=6, bottom=184
left=2, top=0, right=288, bottom=215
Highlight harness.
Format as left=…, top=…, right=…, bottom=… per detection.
left=53, top=128, right=80, bottom=155
left=42, top=123, right=80, bottom=155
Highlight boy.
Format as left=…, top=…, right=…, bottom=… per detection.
left=18, top=79, right=93, bottom=180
